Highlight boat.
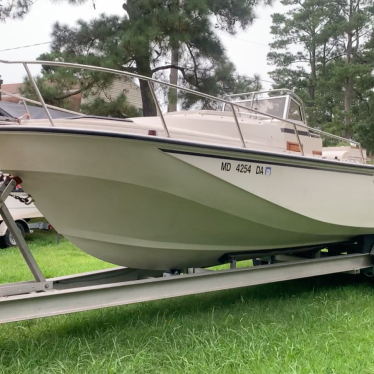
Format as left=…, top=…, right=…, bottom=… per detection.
left=0, top=59, right=373, bottom=271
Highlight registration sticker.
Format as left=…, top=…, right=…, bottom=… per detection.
left=265, top=167, right=271, bottom=176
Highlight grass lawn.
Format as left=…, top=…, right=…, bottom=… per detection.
left=0, top=230, right=374, bottom=374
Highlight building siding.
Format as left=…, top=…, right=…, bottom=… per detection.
left=1, top=83, right=23, bottom=103
left=1, top=83, right=82, bottom=111
left=1, top=78, right=142, bottom=114
left=82, top=78, right=143, bottom=111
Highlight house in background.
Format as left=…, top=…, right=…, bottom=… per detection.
left=81, top=77, right=143, bottom=116
left=0, top=83, right=28, bottom=103
left=0, top=77, right=143, bottom=116
left=0, top=82, right=82, bottom=112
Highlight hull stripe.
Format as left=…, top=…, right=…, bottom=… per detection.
left=161, top=149, right=373, bottom=176
left=0, top=126, right=372, bottom=176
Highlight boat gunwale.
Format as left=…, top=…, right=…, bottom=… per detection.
left=0, top=125, right=373, bottom=176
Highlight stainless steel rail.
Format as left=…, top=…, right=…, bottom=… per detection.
left=23, top=63, right=54, bottom=126
left=224, top=88, right=304, bottom=103
left=148, top=81, right=170, bottom=137
left=0, top=59, right=364, bottom=162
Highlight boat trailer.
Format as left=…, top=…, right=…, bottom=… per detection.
left=0, top=175, right=373, bottom=324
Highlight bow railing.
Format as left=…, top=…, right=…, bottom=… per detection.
left=0, top=59, right=365, bottom=163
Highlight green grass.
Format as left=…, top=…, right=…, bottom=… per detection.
left=1, top=231, right=374, bottom=373
left=0, top=230, right=114, bottom=283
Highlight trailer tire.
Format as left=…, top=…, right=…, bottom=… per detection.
left=0, top=223, right=25, bottom=248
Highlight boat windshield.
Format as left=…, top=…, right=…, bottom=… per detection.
left=225, top=97, right=287, bottom=118
left=225, top=97, right=286, bottom=118
left=224, top=96, right=303, bottom=122
left=288, top=99, right=302, bottom=121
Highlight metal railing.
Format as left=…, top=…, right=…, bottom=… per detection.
left=0, top=59, right=365, bottom=163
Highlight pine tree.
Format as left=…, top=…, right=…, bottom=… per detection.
left=267, top=0, right=374, bottom=144
left=22, top=1, right=267, bottom=116
left=0, top=0, right=90, bottom=21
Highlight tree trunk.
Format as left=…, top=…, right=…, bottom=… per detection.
left=138, top=79, right=157, bottom=117
left=344, top=80, right=353, bottom=138
left=343, top=0, right=354, bottom=138
left=168, top=47, right=178, bottom=112
left=344, top=31, right=353, bottom=136
left=168, top=0, right=180, bottom=112
left=125, top=0, right=157, bottom=117
left=130, top=66, right=157, bottom=117
left=136, top=56, right=157, bottom=116
left=310, top=39, right=316, bottom=102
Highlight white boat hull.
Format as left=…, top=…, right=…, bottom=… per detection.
left=0, top=128, right=373, bottom=269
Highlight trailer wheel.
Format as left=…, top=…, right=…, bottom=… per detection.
left=0, top=223, right=25, bottom=248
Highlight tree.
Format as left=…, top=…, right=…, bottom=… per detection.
left=20, top=52, right=140, bottom=117
left=268, top=0, right=334, bottom=103
left=0, top=0, right=90, bottom=21
left=80, top=95, right=140, bottom=118
left=23, top=0, right=267, bottom=116
left=328, top=0, right=374, bottom=133
left=267, top=0, right=374, bottom=142
left=267, top=0, right=345, bottom=126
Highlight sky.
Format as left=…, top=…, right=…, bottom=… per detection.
left=0, top=0, right=286, bottom=89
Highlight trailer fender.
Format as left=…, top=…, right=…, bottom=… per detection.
left=0, top=220, right=30, bottom=237
left=15, top=220, right=31, bottom=235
